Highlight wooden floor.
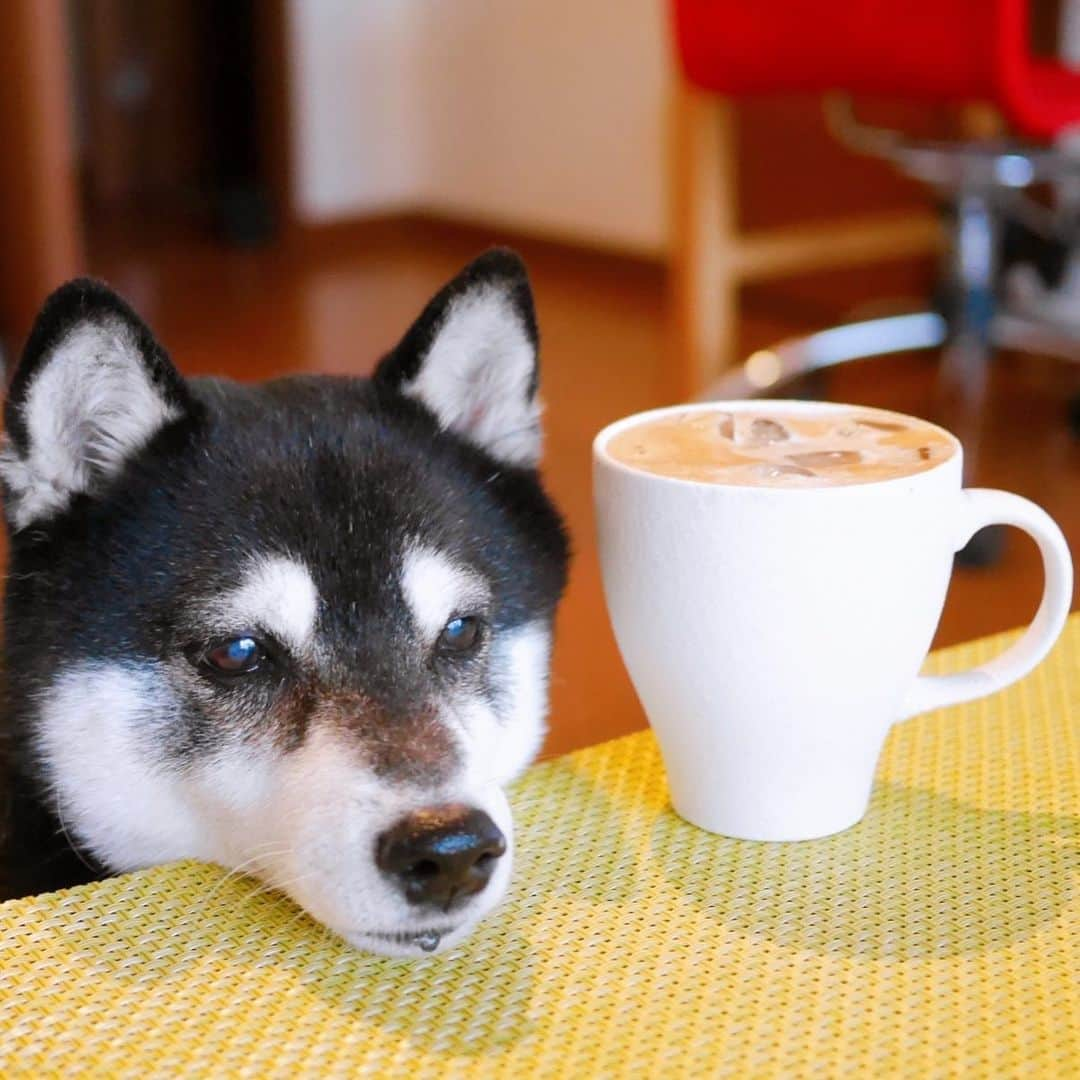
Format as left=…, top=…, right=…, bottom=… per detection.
left=81, top=218, right=1080, bottom=757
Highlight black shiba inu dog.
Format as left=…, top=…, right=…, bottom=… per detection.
left=0, top=250, right=568, bottom=956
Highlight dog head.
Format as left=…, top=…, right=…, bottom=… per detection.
left=0, top=250, right=568, bottom=955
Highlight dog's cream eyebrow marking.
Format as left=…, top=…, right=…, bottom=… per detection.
left=215, top=555, right=319, bottom=651
left=400, top=546, right=489, bottom=639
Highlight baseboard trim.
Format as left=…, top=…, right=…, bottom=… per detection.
left=286, top=210, right=666, bottom=273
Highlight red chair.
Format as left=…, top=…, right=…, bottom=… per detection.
left=674, top=0, right=1080, bottom=138
left=670, top=0, right=1080, bottom=407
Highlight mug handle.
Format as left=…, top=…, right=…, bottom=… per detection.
left=902, top=488, right=1073, bottom=719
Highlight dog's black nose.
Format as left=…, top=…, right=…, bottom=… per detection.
left=376, top=805, right=506, bottom=909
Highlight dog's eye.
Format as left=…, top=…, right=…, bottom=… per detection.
left=436, top=615, right=482, bottom=655
left=202, top=636, right=265, bottom=676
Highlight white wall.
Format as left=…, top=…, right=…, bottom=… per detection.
left=286, top=0, right=670, bottom=255
left=288, top=0, right=426, bottom=218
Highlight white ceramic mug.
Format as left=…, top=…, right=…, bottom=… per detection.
left=593, top=401, right=1073, bottom=841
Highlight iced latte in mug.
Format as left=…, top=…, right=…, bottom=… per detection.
left=605, top=405, right=955, bottom=487
left=594, top=400, right=1071, bottom=840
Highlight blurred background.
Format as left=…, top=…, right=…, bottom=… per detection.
left=1, top=0, right=1078, bottom=755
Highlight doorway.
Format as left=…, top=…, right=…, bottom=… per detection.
left=0, top=0, right=289, bottom=355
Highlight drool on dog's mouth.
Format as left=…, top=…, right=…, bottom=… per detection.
left=350, top=925, right=459, bottom=953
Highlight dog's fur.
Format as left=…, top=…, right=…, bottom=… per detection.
left=0, top=250, right=568, bottom=956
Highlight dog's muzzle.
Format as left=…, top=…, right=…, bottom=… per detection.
left=375, top=804, right=506, bottom=911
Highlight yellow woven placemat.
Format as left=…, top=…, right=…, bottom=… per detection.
left=2, top=619, right=1078, bottom=1078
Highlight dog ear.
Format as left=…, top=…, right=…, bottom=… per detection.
left=0, top=278, right=193, bottom=531
left=375, top=248, right=542, bottom=467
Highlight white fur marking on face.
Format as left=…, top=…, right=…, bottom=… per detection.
left=403, top=287, right=542, bottom=465
left=36, top=662, right=206, bottom=871
left=212, top=555, right=320, bottom=653
left=37, top=661, right=284, bottom=875
left=400, top=545, right=490, bottom=641
left=0, top=321, right=181, bottom=530
left=487, top=621, right=553, bottom=784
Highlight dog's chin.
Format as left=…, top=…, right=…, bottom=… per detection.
left=267, top=858, right=510, bottom=959
left=331, top=876, right=509, bottom=958
left=340, top=917, right=483, bottom=958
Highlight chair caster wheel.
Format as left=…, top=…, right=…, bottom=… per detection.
left=955, top=525, right=1006, bottom=569
left=1068, top=393, right=1080, bottom=438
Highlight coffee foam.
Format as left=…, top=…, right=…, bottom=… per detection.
left=605, top=407, right=955, bottom=487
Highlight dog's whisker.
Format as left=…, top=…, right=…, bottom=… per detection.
left=245, top=876, right=319, bottom=928
left=237, top=878, right=284, bottom=907
left=223, top=841, right=292, bottom=865
left=231, top=843, right=294, bottom=867
left=275, top=900, right=321, bottom=940
left=52, top=794, right=100, bottom=876
left=202, top=845, right=293, bottom=905
left=225, top=842, right=292, bottom=868
left=239, top=870, right=314, bottom=911
left=201, top=867, right=250, bottom=907
left=211, top=854, right=289, bottom=905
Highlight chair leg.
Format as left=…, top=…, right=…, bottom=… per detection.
left=939, top=193, right=997, bottom=404
left=669, top=83, right=737, bottom=401
left=938, top=190, right=1007, bottom=567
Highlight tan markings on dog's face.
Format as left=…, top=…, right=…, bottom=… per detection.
left=310, top=692, right=462, bottom=785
